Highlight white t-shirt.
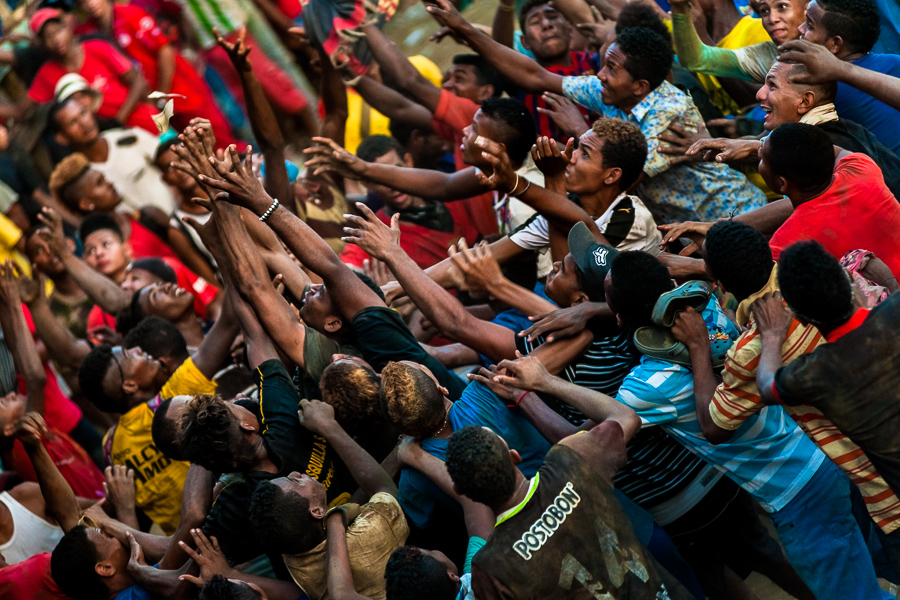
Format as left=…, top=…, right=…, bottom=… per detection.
left=93, top=128, right=176, bottom=214
left=509, top=192, right=662, bottom=256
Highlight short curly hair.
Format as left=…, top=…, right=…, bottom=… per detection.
left=704, top=220, right=773, bottom=300
left=446, top=425, right=517, bottom=509
left=49, top=152, right=91, bottom=210
left=78, top=344, right=127, bottom=413
left=319, top=361, right=383, bottom=435
left=357, top=135, right=407, bottom=162
left=607, top=251, right=674, bottom=327
left=380, top=362, right=446, bottom=439
left=819, top=0, right=881, bottom=54
left=51, top=525, right=107, bottom=600
left=614, top=27, right=674, bottom=92
left=151, top=398, right=184, bottom=461
left=178, top=394, right=257, bottom=472
left=125, top=316, right=189, bottom=363
left=248, top=480, right=321, bottom=554
left=765, top=123, right=834, bottom=191
left=778, top=240, right=853, bottom=328
left=479, top=98, right=537, bottom=166
left=615, top=2, right=671, bottom=43
left=591, top=117, right=648, bottom=190
left=384, top=547, right=458, bottom=600
left=200, top=575, right=263, bottom=600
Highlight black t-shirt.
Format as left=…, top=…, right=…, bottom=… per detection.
left=818, top=118, right=900, bottom=199
left=472, top=445, right=693, bottom=600
left=774, top=294, right=900, bottom=501
left=351, top=306, right=467, bottom=400
left=202, top=360, right=355, bottom=568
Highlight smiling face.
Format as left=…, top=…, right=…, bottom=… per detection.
left=83, top=229, right=130, bottom=279
left=565, top=132, right=610, bottom=195
left=363, top=150, right=418, bottom=211
left=138, top=282, right=194, bottom=322
left=521, top=4, right=572, bottom=62
left=597, top=44, right=635, bottom=109
left=121, top=266, right=165, bottom=295
left=756, top=62, right=804, bottom=130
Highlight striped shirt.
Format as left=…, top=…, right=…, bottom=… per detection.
left=176, top=0, right=248, bottom=48
left=711, top=268, right=900, bottom=533
left=617, top=295, right=826, bottom=513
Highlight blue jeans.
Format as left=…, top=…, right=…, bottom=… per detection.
left=771, top=459, right=892, bottom=600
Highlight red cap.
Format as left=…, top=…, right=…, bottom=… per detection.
left=30, top=8, right=62, bottom=36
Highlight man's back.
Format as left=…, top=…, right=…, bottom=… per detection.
left=835, top=53, right=900, bottom=153
left=774, top=293, right=900, bottom=500
left=816, top=118, right=900, bottom=198
left=471, top=445, right=691, bottom=600
left=769, top=153, right=900, bottom=275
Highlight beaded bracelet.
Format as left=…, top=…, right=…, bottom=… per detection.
left=259, top=198, right=280, bottom=222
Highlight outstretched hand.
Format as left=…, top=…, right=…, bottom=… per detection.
left=519, top=303, right=595, bottom=342
left=36, top=208, right=69, bottom=257
left=215, top=26, right=252, bottom=72
left=199, top=144, right=270, bottom=211
left=14, top=412, right=48, bottom=449
left=126, top=532, right=147, bottom=574
left=297, top=399, right=338, bottom=436
left=425, top=0, right=470, bottom=33
left=343, top=202, right=401, bottom=261
left=538, top=94, right=588, bottom=139
left=182, top=200, right=222, bottom=258
left=657, top=220, right=714, bottom=256
left=657, top=123, right=710, bottom=164
left=178, top=529, right=233, bottom=587
left=303, top=137, right=368, bottom=180
left=472, top=136, right=517, bottom=192
left=172, top=120, right=219, bottom=184
left=531, top=136, right=573, bottom=180
left=448, top=239, right=505, bottom=294
left=493, top=353, right=553, bottom=392
left=685, top=138, right=761, bottom=163
left=466, top=365, right=526, bottom=405
left=0, top=259, right=21, bottom=306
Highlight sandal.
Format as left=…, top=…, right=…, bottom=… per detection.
left=634, top=325, right=734, bottom=368
left=651, top=280, right=712, bottom=328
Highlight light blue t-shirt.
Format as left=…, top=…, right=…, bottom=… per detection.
left=615, top=296, right=825, bottom=513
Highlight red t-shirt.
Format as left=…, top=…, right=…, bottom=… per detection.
left=770, top=153, right=900, bottom=276
left=11, top=426, right=105, bottom=499
left=0, top=553, right=69, bottom=600
left=432, top=89, right=498, bottom=243
left=339, top=210, right=461, bottom=270
left=28, top=40, right=157, bottom=133
left=20, top=306, right=82, bottom=435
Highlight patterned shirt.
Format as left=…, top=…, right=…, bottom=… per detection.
left=710, top=267, right=900, bottom=533
left=616, top=295, right=826, bottom=513
left=561, top=78, right=766, bottom=223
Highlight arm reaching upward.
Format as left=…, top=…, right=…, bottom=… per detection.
left=0, top=263, right=46, bottom=414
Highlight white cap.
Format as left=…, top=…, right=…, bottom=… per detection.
left=54, top=73, right=102, bottom=111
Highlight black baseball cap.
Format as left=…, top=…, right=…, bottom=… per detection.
left=568, top=221, right=619, bottom=302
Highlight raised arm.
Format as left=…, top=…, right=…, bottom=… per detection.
left=15, top=414, right=80, bottom=533
left=304, top=137, right=488, bottom=202
left=297, top=399, right=398, bottom=499
left=343, top=205, right=519, bottom=362
left=351, top=77, right=434, bottom=132
left=427, top=0, right=564, bottom=94
left=670, top=0, right=748, bottom=79
left=201, top=146, right=385, bottom=320
left=779, top=39, right=900, bottom=113
left=0, top=264, right=46, bottom=414
left=359, top=23, right=443, bottom=112
left=325, top=513, right=373, bottom=600
left=191, top=290, right=240, bottom=379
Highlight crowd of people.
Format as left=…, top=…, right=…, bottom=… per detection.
left=0, top=0, right=898, bottom=597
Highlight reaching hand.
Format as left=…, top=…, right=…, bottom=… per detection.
left=493, top=353, right=553, bottom=392
left=656, top=253, right=711, bottom=280
left=343, top=202, right=401, bottom=261
left=471, top=136, right=517, bottom=193
left=531, top=136, right=573, bottom=180
left=178, top=529, right=233, bottom=587
left=0, top=260, right=21, bottom=306
left=576, top=7, right=613, bottom=49
left=126, top=532, right=147, bottom=574
left=685, top=138, right=761, bottom=163
left=103, top=465, right=136, bottom=519
left=15, top=269, right=43, bottom=306
left=200, top=144, right=270, bottom=211
left=424, top=0, right=470, bottom=33
left=656, top=123, right=710, bottom=164
left=303, top=137, right=368, bottom=181
left=362, top=258, right=395, bottom=288
left=81, top=498, right=113, bottom=528
left=173, top=122, right=219, bottom=184
left=14, top=412, right=48, bottom=450
left=36, top=208, right=69, bottom=257
left=657, top=220, right=714, bottom=256
left=448, top=239, right=505, bottom=295
left=777, top=39, right=848, bottom=84
left=537, top=94, right=589, bottom=139
left=182, top=202, right=222, bottom=258
left=670, top=307, right=711, bottom=353
left=519, top=303, right=595, bottom=342
left=466, top=365, right=526, bottom=405
left=750, top=291, right=792, bottom=340
left=214, top=26, right=252, bottom=72
left=297, top=399, right=338, bottom=436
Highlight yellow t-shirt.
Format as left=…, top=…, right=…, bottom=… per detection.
left=697, top=17, right=771, bottom=116
left=107, top=357, right=216, bottom=534
left=0, top=212, right=30, bottom=276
